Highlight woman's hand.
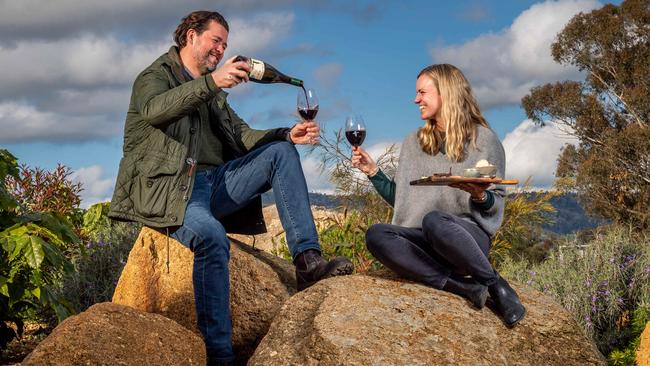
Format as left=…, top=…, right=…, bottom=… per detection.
left=290, top=121, right=320, bottom=145
left=351, top=146, right=378, bottom=175
left=448, top=182, right=491, bottom=201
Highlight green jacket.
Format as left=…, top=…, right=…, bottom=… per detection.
left=108, top=46, right=290, bottom=234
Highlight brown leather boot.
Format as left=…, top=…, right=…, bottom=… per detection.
left=294, top=249, right=354, bottom=291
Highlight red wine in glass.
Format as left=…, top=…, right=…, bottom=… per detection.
left=297, top=88, right=319, bottom=143
left=345, top=115, right=366, bottom=147
left=298, top=88, right=319, bottom=120
left=345, top=130, right=366, bottom=146
left=299, top=107, right=318, bottom=120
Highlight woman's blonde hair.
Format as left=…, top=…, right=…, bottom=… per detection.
left=416, top=64, right=488, bottom=162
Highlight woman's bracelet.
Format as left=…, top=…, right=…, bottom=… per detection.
left=471, top=191, right=488, bottom=203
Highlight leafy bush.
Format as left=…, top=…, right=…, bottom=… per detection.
left=59, top=203, right=140, bottom=313
left=498, top=225, right=650, bottom=357
left=607, top=304, right=650, bottom=366
left=6, top=164, right=83, bottom=230
left=317, top=210, right=381, bottom=273
left=0, top=150, right=79, bottom=349
left=270, top=208, right=381, bottom=273
left=80, top=202, right=112, bottom=241
left=491, top=185, right=559, bottom=265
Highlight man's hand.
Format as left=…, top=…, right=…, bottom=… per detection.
left=351, top=146, right=378, bottom=176
left=290, top=121, right=320, bottom=145
left=211, top=56, right=250, bottom=88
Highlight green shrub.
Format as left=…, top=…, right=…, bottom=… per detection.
left=317, top=210, right=381, bottom=273
left=59, top=203, right=140, bottom=313
left=80, top=202, right=112, bottom=241
left=271, top=209, right=381, bottom=273
left=607, top=304, right=650, bottom=365
left=491, top=185, right=558, bottom=265
left=498, top=225, right=650, bottom=357
left=0, top=150, right=79, bottom=349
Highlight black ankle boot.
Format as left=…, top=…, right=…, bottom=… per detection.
left=294, top=249, right=354, bottom=291
left=488, top=274, right=526, bottom=327
left=442, top=277, right=488, bottom=309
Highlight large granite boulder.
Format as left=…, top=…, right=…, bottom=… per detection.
left=639, top=320, right=650, bottom=366
left=112, top=227, right=296, bottom=360
left=22, top=302, right=204, bottom=365
left=249, top=274, right=606, bottom=366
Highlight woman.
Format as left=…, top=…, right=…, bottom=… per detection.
left=352, top=64, right=525, bottom=327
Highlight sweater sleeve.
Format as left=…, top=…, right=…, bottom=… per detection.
left=467, top=128, right=506, bottom=236
left=369, top=169, right=395, bottom=207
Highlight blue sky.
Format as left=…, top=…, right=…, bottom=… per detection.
left=0, top=0, right=609, bottom=206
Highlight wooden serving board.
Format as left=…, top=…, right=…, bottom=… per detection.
left=410, top=176, right=519, bottom=186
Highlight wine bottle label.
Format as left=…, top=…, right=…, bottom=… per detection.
left=249, top=58, right=265, bottom=80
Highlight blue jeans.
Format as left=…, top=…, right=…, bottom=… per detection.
left=170, top=141, right=320, bottom=361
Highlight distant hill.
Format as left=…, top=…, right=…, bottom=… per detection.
left=262, top=191, right=606, bottom=235
left=538, top=192, right=607, bottom=235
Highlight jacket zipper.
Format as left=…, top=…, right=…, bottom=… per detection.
left=183, top=157, right=196, bottom=201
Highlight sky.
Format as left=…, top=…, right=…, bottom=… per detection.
left=0, top=0, right=610, bottom=207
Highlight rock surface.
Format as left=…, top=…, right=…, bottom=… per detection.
left=638, top=320, right=650, bottom=366
left=22, top=302, right=204, bottom=365
left=112, top=226, right=296, bottom=360
left=230, top=204, right=340, bottom=253
left=249, top=274, right=606, bottom=366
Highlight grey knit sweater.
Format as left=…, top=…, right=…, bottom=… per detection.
left=392, top=126, right=506, bottom=236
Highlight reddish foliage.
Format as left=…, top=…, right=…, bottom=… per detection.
left=6, top=164, right=82, bottom=217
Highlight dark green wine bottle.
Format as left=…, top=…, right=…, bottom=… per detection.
left=234, top=55, right=303, bottom=87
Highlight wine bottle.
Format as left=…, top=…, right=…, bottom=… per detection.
left=234, top=55, right=303, bottom=87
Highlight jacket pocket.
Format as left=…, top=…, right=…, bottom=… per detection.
left=134, top=156, right=179, bottom=218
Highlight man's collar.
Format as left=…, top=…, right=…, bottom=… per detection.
left=167, top=46, right=188, bottom=83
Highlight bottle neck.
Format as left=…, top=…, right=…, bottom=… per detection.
left=288, top=78, right=303, bottom=87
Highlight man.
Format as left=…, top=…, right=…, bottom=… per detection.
left=109, top=10, right=353, bottom=365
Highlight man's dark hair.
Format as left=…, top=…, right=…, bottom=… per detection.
left=174, top=11, right=229, bottom=49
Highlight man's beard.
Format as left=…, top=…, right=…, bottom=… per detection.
left=199, top=56, right=218, bottom=75
left=194, top=47, right=219, bottom=75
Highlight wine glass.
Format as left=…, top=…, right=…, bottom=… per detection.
left=345, top=115, right=366, bottom=147
left=297, top=88, right=319, bottom=143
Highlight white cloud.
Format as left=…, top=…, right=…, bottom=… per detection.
left=226, top=12, right=295, bottom=58
left=0, top=35, right=168, bottom=97
left=502, top=119, right=578, bottom=188
left=431, top=0, right=601, bottom=108
left=0, top=101, right=121, bottom=143
left=364, top=141, right=399, bottom=163
left=44, top=88, right=132, bottom=116
left=301, top=157, right=335, bottom=194
left=70, top=165, right=115, bottom=208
